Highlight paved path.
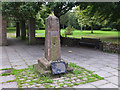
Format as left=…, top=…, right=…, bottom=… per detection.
left=0, top=38, right=119, bottom=89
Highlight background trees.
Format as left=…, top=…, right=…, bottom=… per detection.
left=78, top=2, right=120, bottom=31
left=2, top=2, right=120, bottom=35
left=60, top=11, right=79, bottom=29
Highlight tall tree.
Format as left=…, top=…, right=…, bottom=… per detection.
left=2, top=2, right=43, bottom=40
left=46, top=2, right=75, bottom=19
left=76, top=2, right=120, bottom=30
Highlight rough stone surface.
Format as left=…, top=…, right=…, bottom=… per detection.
left=45, top=15, right=61, bottom=61
left=34, top=15, right=72, bottom=75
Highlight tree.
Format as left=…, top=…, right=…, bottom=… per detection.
left=74, top=5, right=108, bottom=33
left=60, top=11, right=79, bottom=29
left=46, top=2, right=75, bottom=19
left=2, top=2, right=43, bottom=40
left=77, top=2, right=120, bottom=30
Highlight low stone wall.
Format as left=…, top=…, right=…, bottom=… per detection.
left=62, top=37, right=80, bottom=47
left=101, top=41, right=120, bottom=54
left=36, top=37, right=45, bottom=45
left=35, top=37, right=120, bottom=54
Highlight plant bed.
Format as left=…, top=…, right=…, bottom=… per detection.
left=0, top=63, right=104, bottom=88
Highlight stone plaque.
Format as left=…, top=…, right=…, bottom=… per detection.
left=51, top=61, right=67, bottom=75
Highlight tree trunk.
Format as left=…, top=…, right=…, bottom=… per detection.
left=91, top=26, right=93, bottom=34
left=28, top=18, right=36, bottom=44
left=16, top=22, right=20, bottom=38
left=21, top=20, right=26, bottom=40
left=81, top=24, right=82, bottom=32
left=63, top=25, right=64, bottom=29
left=0, top=16, right=7, bottom=46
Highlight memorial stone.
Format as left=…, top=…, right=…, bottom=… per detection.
left=34, top=15, right=72, bottom=75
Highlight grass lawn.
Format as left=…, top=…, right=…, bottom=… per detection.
left=7, top=28, right=119, bottom=43
left=35, top=29, right=119, bottom=43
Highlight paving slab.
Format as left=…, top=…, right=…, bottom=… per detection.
left=2, top=82, right=18, bottom=88
left=97, top=83, right=118, bottom=88
left=94, top=70, right=114, bottom=78
left=90, top=80, right=109, bottom=87
left=0, top=38, right=118, bottom=88
left=73, top=84, right=96, bottom=88
left=105, top=76, right=118, bottom=85
left=0, top=75, right=16, bottom=83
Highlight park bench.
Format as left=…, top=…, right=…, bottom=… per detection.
left=79, top=37, right=101, bottom=49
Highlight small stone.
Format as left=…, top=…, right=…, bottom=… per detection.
left=30, top=74, right=34, bottom=76
left=22, top=86, right=27, bottom=88
left=83, top=78, right=87, bottom=81
left=59, top=82, right=64, bottom=85
left=59, top=79, right=64, bottom=82
left=53, top=81, right=57, bottom=83
left=22, top=83, right=29, bottom=86
left=33, top=79, right=38, bottom=81
left=61, top=77, right=65, bottom=79
left=53, top=78, right=60, bottom=80
left=31, top=85, right=35, bottom=87
left=64, top=78, right=70, bottom=80
left=76, top=79, right=81, bottom=82
left=27, top=77, right=33, bottom=79
left=71, top=80, right=76, bottom=83
left=72, top=77, right=77, bottom=80
left=64, top=81, right=71, bottom=84
left=50, top=84, right=56, bottom=87
left=26, top=80, right=31, bottom=82
left=27, top=86, right=32, bottom=88
left=19, top=78, right=25, bottom=81
left=64, top=85, right=67, bottom=87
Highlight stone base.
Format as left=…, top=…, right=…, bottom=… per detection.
left=33, top=58, right=73, bottom=76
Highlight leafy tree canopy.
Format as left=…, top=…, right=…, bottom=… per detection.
left=2, top=2, right=43, bottom=20
left=46, top=2, right=75, bottom=18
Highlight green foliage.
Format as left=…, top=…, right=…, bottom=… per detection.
left=73, top=82, right=79, bottom=85
left=46, top=2, right=75, bottom=18
left=44, top=84, right=52, bottom=88
left=66, top=83, right=74, bottom=87
left=101, top=28, right=112, bottom=31
left=91, top=74, right=104, bottom=80
left=60, top=11, right=79, bottom=29
left=65, top=27, right=73, bottom=35
left=73, top=69, right=84, bottom=75
left=2, top=2, right=43, bottom=20
left=69, top=62, right=80, bottom=68
left=0, top=73, right=11, bottom=76
left=0, top=68, right=13, bottom=70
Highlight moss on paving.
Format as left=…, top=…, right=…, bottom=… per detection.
left=0, top=62, right=104, bottom=88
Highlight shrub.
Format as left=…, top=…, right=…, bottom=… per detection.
left=65, top=27, right=73, bottom=35
left=7, top=27, right=16, bottom=30
left=101, top=28, right=112, bottom=31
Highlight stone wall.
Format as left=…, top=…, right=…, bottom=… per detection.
left=101, top=41, right=120, bottom=54
left=35, top=37, right=120, bottom=54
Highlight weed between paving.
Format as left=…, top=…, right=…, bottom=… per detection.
left=0, top=62, right=104, bottom=88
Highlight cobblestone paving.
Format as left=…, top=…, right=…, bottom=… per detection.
left=0, top=38, right=119, bottom=88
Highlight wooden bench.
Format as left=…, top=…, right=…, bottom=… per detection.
left=79, top=37, right=101, bottom=49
